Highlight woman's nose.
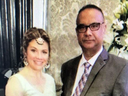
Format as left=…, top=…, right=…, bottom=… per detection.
left=36, top=52, right=42, bottom=59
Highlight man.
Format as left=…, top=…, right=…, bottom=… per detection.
left=61, top=4, right=128, bottom=96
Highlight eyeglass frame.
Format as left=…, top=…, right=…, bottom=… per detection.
left=76, top=22, right=104, bottom=33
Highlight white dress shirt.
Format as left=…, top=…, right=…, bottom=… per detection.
left=71, top=46, right=103, bottom=96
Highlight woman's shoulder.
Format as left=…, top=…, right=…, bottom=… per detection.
left=43, top=72, right=56, bottom=95
left=5, top=73, right=23, bottom=95
left=8, top=73, right=20, bottom=82
left=43, top=73, right=54, bottom=80
left=43, top=73, right=55, bottom=84
left=6, top=73, right=22, bottom=87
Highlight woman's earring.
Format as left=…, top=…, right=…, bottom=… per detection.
left=23, top=56, right=28, bottom=66
left=45, top=63, right=50, bottom=69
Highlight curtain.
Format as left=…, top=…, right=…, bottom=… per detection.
left=0, top=0, right=33, bottom=70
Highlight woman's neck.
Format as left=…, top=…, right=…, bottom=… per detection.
left=21, top=66, right=44, bottom=79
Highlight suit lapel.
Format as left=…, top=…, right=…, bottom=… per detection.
left=80, top=48, right=108, bottom=96
left=66, top=55, right=82, bottom=96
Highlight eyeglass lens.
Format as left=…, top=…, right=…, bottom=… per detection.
left=76, top=22, right=103, bottom=33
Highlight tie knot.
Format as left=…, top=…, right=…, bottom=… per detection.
left=84, top=62, right=91, bottom=69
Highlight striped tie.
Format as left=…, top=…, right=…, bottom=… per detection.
left=73, top=62, right=91, bottom=96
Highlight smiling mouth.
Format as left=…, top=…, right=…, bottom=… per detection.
left=34, top=61, right=43, bottom=65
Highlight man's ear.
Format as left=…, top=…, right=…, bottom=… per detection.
left=75, top=28, right=78, bottom=35
left=103, top=22, right=107, bottom=34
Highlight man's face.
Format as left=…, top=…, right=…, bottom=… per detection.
left=76, top=8, right=106, bottom=52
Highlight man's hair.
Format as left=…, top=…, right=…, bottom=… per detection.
left=76, top=4, right=104, bottom=25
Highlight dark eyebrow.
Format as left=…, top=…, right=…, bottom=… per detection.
left=77, top=24, right=85, bottom=26
left=77, top=22, right=103, bottom=26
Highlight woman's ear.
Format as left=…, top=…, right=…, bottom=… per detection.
left=23, top=48, right=26, bottom=56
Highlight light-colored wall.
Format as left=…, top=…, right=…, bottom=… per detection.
left=46, top=0, right=120, bottom=89
left=33, top=0, right=48, bottom=29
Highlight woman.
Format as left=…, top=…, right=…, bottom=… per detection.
left=5, top=27, right=56, bottom=96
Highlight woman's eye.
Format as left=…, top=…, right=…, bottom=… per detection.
left=31, top=49, right=36, bottom=52
left=42, top=51, right=48, bottom=54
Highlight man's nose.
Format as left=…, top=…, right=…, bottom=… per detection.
left=85, top=27, right=92, bottom=35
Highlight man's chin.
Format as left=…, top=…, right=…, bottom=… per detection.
left=82, top=44, right=95, bottom=49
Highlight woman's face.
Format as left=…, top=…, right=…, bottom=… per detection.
left=25, top=39, right=49, bottom=70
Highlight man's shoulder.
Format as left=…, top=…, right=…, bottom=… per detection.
left=108, top=53, right=128, bottom=65
left=62, top=55, right=82, bottom=65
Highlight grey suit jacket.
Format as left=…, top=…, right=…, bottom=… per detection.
left=61, top=48, right=128, bottom=96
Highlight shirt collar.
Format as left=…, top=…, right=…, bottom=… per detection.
left=79, top=46, right=103, bottom=67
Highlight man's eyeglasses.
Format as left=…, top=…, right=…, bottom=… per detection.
left=76, top=22, right=104, bottom=33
